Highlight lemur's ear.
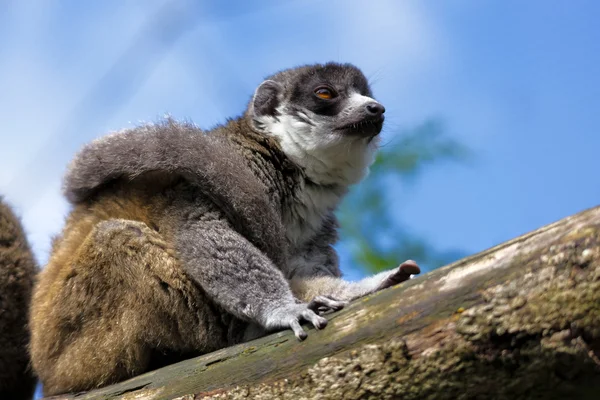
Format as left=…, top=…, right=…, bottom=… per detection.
left=252, top=80, right=283, bottom=118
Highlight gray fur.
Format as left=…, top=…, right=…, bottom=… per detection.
left=63, top=119, right=288, bottom=268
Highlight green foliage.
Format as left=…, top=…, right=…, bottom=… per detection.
left=337, top=119, right=471, bottom=274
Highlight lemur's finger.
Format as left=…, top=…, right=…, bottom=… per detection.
left=308, top=295, right=347, bottom=312
left=376, top=260, right=421, bottom=291
left=316, top=306, right=338, bottom=313
left=398, top=260, right=420, bottom=276
left=385, top=260, right=421, bottom=286
left=289, top=319, right=307, bottom=341
left=301, top=309, right=328, bottom=330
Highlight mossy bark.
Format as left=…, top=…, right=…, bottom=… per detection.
left=47, top=206, right=600, bottom=400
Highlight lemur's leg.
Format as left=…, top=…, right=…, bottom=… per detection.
left=30, top=219, right=221, bottom=396
left=175, top=218, right=345, bottom=341
left=290, top=261, right=420, bottom=303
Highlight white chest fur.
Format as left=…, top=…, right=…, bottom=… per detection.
left=254, top=92, right=380, bottom=248
left=283, top=180, right=344, bottom=248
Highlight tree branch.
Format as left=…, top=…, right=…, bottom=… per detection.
left=47, top=206, right=600, bottom=400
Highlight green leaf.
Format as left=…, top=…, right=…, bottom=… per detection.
left=338, top=118, right=470, bottom=275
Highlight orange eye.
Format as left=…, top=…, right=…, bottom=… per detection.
left=314, top=87, right=335, bottom=99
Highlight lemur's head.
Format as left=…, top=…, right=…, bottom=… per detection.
left=247, top=62, right=384, bottom=186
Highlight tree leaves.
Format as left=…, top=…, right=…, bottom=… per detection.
left=337, top=118, right=471, bottom=274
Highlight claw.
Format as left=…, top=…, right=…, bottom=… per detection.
left=289, top=319, right=307, bottom=340
left=315, top=318, right=327, bottom=330
left=302, top=309, right=328, bottom=330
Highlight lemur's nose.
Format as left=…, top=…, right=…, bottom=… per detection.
left=365, top=102, right=385, bottom=117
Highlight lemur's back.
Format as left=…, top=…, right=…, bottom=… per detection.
left=30, top=177, right=246, bottom=395
left=39, top=174, right=178, bottom=285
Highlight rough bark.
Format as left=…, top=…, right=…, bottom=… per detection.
left=47, top=206, right=600, bottom=400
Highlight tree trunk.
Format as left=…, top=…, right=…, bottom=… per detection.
left=47, top=206, right=600, bottom=400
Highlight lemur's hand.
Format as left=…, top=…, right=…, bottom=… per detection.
left=263, top=296, right=346, bottom=340
left=376, top=260, right=421, bottom=291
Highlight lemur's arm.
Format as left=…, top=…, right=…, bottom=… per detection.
left=291, top=261, right=419, bottom=302
left=288, top=214, right=420, bottom=302
left=175, top=215, right=344, bottom=340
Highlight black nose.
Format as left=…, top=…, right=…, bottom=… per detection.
left=365, top=102, right=385, bottom=117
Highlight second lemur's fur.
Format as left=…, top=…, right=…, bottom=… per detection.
left=0, top=198, right=37, bottom=400
left=30, top=62, right=420, bottom=396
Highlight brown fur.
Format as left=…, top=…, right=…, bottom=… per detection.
left=0, top=198, right=37, bottom=400
left=31, top=174, right=253, bottom=395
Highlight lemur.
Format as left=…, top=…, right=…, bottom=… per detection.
left=0, top=198, right=37, bottom=400
left=30, top=62, right=420, bottom=396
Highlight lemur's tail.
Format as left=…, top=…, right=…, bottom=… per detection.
left=0, top=197, right=38, bottom=400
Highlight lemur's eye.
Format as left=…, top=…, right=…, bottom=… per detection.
left=314, top=86, right=337, bottom=100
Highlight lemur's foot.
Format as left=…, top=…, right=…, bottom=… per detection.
left=376, top=260, right=420, bottom=291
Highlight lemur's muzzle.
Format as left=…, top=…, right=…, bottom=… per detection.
left=335, top=101, right=385, bottom=137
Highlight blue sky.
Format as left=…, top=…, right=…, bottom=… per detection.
left=1, top=0, right=599, bottom=282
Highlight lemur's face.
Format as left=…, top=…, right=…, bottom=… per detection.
left=249, top=63, right=384, bottom=185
